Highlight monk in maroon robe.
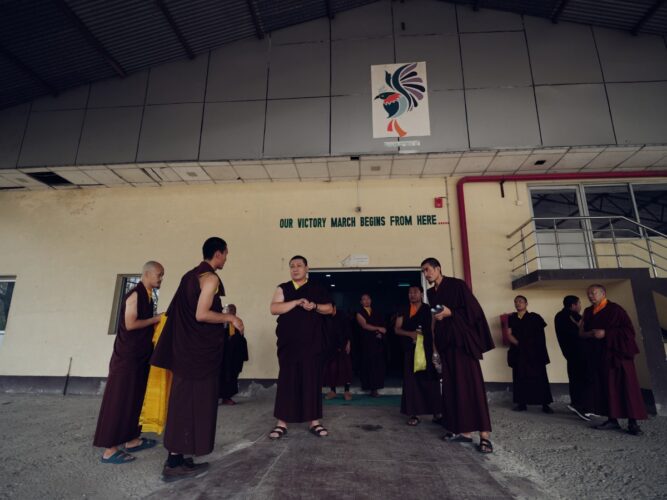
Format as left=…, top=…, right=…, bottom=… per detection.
left=151, top=237, right=244, bottom=482
left=269, top=255, right=333, bottom=440
left=219, top=304, right=249, bottom=405
left=94, top=261, right=164, bottom=464
left=323, top=305, right=354, bottom=401
left=507, top=295, right=553, bottom=413
left=580, top=284, right=647, bottom=435
left=395, top=285, right=442, bottom=425
left=356, top=294, right=386, bottom=397
left=421, top=257, right=494, bottom=454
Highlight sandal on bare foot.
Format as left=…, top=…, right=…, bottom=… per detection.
left=343, top=391, right=352, bottom=401
left=477, top=438, right=493, bottom=454
left=324, top=391, right=337, bottom=400
left=268, top=426, right=287, bottom=440
left=309, top=424, right=328, bottom=437
left=407, top=416, right=420, bottom=426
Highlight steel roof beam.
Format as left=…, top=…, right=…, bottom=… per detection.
left=631, top=0, right=666, bottom=35
left=0, top=43, right=59, bottom=97
left=52, top=0, right=126, bottom=77
left=550, top=0, right=571, bottom=23
left=154, top=0, right=195, bottom=59
left=247, top=0, right=265, bottom=39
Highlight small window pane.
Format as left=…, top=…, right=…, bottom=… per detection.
left=632, top=184, right=667, bottom=235
left=111, top=276, right=159, bottom=334
left=0, top=281, right=16, bottom=333
left=584, top=185, right=638, bottom=239
left=531, top=189, right=582, bottom=230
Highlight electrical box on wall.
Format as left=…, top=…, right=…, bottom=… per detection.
left=434, top=197, right=444, bottom=208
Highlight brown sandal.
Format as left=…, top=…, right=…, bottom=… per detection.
left=309, top=424, right=328, bottom=437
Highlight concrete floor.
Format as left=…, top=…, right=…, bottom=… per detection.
left=1, top=385, right=665, bottom=499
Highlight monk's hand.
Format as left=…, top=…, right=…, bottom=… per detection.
left=152, top=314, right=162, bottom=324
left=377, top=327, right=387, bottom=335
left=345, top=341, right=351, bottom=354
left=302, top=301, right=317, bottom=311
left=593, top=329, right=605, bottom=339
left=231, top=316, right=244, bottom=332
left=408, top=331, right=417, bottom=342
left=434, top=307, right=452, bottom=321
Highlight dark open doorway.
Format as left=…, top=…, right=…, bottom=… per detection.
left=309, top=268, right=423, bottom=387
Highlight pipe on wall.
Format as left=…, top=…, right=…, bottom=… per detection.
left=455, top=170, right=667, bottom=290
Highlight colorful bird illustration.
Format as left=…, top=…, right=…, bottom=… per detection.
left=374, top=63, right=426, bottom=137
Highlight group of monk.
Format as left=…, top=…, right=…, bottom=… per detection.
left=506, top=286, right=647, bottom=435
left=92, top=238, right=648, bottom=483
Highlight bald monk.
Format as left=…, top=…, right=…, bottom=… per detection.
left=151, top=237, right=244, bottom=482
left=269, top=255, right=333, bottom=440
left=395, top=285, right=442, bottom=426
left=356, top=293, right=386, bottom=397
left=506, top=295, right=553, bottom=413
left=580, top=284, right=647, bottom=435
left=93, top=261, right=164, bottom=464
left=421, top=257, right=495, bottom=454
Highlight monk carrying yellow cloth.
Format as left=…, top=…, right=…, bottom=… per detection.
left=139, top=314, right=172, bottom=435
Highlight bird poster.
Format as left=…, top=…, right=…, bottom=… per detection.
left=371, top=62, right=430, bottom=138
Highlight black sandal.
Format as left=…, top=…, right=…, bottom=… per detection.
left=309, top=424, right=329, bottom=437
left=268, top=425, right=287, bottom=440
left=407, top=416, right=420, bottom=426
left=444, top=434, right=473, bottom=443
left=477, top=438, right=493, bottom=453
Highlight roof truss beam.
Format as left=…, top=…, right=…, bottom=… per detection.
left=247, top=0, right=265, bottom=39
left=0, top=43, right=59, bottom=96
left=631, top=0, right=666, bottom=35
left=154, top=0, right=195, bottom=59
left=52, top=0, right=126, bottom=78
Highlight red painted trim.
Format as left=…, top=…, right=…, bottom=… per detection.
left=456, top=170, right=667, bottom=289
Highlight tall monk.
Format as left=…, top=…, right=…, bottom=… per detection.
left=356, top=293, right=386, bottom=397
left=94, top=261, right=164, bottom=464
left=395, top=285, right=442, bottom=426
left=151, top=237, right=244, bottom=482
left=323, top=304, right=354, bottom=401
left=219, top=304, right=249, bottom=405
left=580, top=284, right=647, bottom=435
left=421, top=257, right=494, bottom=454
left=507, top=295, right=553, bottom=413
left=554, top=295, right=591, bottom=421
left=269, top=255, right=333, bottom=440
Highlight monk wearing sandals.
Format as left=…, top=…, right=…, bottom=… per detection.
left=94, top=261, right=164, bottom=464
left=269, top=255, right=333, bottom=440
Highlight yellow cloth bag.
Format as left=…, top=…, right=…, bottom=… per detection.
left=139, top=314, right=172, bottom=435
left=413, top=333, right=427, bottom=373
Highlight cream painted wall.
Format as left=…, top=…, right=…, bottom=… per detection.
left=0, top=178, right=454, bottom=378
left=0, top=175, right=662, bottom=387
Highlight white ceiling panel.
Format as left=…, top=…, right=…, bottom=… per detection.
left=391, top=158, right=426, bottom=177
left=113, top=168, right=154, bottom=183
left=171, top=165, right=212, bottom=182
left=233, top=164, right=269, bottom=180
left=53, top=170, right=99, bottom=185
left=329, top=160, right=359, bottom=178
left=202, top=164, right=238, bottom=181
left=264, top=162, right=299, bottom=179
left=296, top=162, right=329, bottom=179
left=360, top=159, right=392, bottom=177
left=82, top=168, right=126, bottom=186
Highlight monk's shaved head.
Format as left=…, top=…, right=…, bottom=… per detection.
left=143, top=261, right=164, bottom=274
left=587, top=284, right=606, bottom=294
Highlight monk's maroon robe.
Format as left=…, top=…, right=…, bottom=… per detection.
left=582, top=301, right=647, bottom=420
left=507, top=312, right=553, bottom=406
left=357, top=307, right=386, bottom=391
left=151, top=261, right=225, bottom=456
left=322, top=312, right=353, bottom=388
left=427, top=277, right=494, bottom=434
left=94, top=282, right=154, bottom=448
left=274, top=280, right=331, bottom=423
left=398, top=303, right=442, bottom=417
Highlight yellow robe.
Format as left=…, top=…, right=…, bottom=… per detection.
left=139, top=314, right=172, bottom=435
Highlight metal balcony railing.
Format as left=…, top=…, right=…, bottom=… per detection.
left=507, top=216, right=667, bottom=278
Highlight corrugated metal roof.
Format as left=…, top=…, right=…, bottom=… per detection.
left=0, top=0, right=665, bottom=111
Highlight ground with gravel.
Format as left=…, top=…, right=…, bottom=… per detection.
left=0, top=386, right=664, bottom=499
